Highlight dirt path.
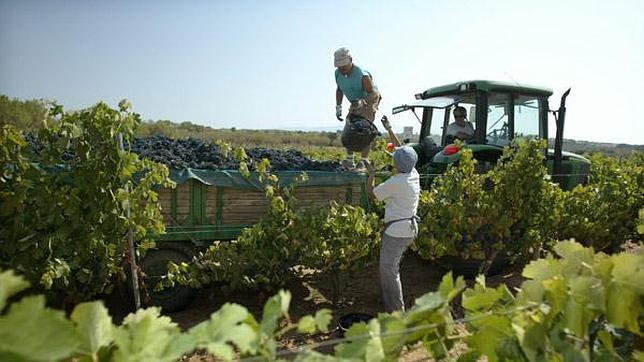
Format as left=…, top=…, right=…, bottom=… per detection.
left=167, top=252, right=444, bottom=330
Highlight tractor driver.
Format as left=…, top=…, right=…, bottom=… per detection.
left=445, top=106, right=474, bottom=142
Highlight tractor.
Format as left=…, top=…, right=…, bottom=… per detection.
left=391, top=80, right=590, bottom=189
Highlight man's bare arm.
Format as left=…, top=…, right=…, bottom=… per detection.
left=362, top=75, right=374, bottom=93
left=381, top=115, right=402, bottom=147
left=362, top=75, right=380, bottom=106
left=387, top=129, right=402, bottom=147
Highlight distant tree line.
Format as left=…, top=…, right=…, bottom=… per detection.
left=0, top=95, right=50, bottom=131
left=549, top=138, right=644, bottom=158
left=136, top=120, right=343, bottom=148
left=0, top=95, right=343, bottom=148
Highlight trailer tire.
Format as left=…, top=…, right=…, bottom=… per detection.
left=155, top=241, right=196, bottom=259
left=140, top=247, right=197, bottom=312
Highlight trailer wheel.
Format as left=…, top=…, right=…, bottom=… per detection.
left=156, top=241, right=196, bottom=259
left=140, top=246, right=197, bottom=312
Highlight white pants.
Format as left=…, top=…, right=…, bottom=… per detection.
left=379, top=233, right=414, bottom=312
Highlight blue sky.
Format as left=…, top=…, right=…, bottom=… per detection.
left=1, top=0, right=643, bottom=144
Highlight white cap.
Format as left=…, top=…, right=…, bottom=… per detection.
left=334, top=47, right=352, bottom=67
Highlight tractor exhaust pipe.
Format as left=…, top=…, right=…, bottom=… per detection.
left=553, top=88, right=570, bottom=184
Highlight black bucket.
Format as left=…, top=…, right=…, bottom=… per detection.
left=341, top=116, right=380, bottom=152
left=337, top=313, right=374, bottom=337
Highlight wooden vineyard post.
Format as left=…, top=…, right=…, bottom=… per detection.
left=118, top=133, right=141, bottom=309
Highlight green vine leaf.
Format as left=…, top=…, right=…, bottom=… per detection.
left=70, top=301, right=114, bottom=358
left=0, top=296, right=80, bottom=361
left=0, top=270, right=30, bottom=311
left=112, top=308, right=194, bottom=362
left=188, top=303, right=257, bottom=359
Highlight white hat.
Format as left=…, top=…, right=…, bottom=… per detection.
left=334, top=47, right=352, bottom=67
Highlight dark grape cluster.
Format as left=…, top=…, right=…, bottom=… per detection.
left=23, top=132, right=78, bottom=162
left=128, top=135, right=236, bottom=170
left=23, top=134, right=348, bottom=171
left=244, top=147, right=346, bottom=172
left=129, top=135, right=346, bottom=171
left=24, top=132, right=43, bottom=154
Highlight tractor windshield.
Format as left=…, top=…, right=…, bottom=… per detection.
left=513, top=95, right=540, bottom=140
left=486, top=93, right=511, bottom=146
left=486, top=93, right=542, bottom=146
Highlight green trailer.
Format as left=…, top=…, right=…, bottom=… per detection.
left=142, top=169, right=370, bottom=311
left=157, top=169, right=370, bottom=245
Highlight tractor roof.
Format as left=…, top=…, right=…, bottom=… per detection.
left=420, top=80, right=553, bottom=99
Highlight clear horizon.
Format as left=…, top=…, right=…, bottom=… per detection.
left=1, top=0, right=643, bottom=145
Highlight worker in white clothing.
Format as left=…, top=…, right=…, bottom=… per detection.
left=365, top=116, right=420, bottom=312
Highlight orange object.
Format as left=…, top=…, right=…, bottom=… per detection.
left=443, top=144, right=460, bottom=156
left=386, top=142, right=395, bottom=152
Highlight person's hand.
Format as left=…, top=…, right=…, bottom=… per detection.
left=380, top=115, right=392, bottom=130
left=351, top=99, right=367, bottom=110
left=336, top=104, right=343, bottom=121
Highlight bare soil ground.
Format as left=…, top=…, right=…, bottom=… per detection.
left=138, top=251, right=525, bottom=361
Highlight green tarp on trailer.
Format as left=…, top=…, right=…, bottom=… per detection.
left=168, top=169, right=367, bottom=189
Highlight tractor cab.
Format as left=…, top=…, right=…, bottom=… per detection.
left=392, top=80, right=590, bottom=189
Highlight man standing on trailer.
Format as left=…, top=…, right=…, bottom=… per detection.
left=334, top=47, right=381, bottom=170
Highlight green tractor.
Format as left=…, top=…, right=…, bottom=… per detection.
left=391, top=80, right=590, bottom=189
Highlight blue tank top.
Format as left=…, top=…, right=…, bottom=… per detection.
left=334, top=64, right=377, bottom=102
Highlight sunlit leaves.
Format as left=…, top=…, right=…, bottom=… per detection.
left=70, top=302, right=113, bottom=358
left=414, top=140, right=550, bottom=264
left=189, top=304, right=256, bottom=360
left=555, top=153, right=643, bottom=251
left=1, top=240, right=642, bottom=361
left=261, top=290, right=291, bottom=336
left=0, top=296, right=80, bottom=361
left=112, top=308, right=194, bottom=362
left=462, top=240, right=644, bottom=362
left=166, top=163, right=380, bottom=295
left=297, top=309, right=333, bottom=334
left=335, top=320, right=385, bottom=361
left=0, top=102, right=172, bottom=303
left=0, top=270, right=30, bottom=311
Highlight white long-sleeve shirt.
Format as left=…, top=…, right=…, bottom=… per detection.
left=373, top=169, right=421, bottom=238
